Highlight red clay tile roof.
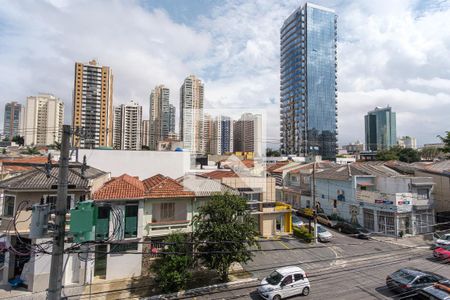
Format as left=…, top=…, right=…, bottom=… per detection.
left=142, top=174, right=166, bottom=190
left=93, top=173, right=194, bottom=200
left=93, top=174, right=145, bottom=200
left=241, top=160, right=254, bottom=168
left=1, top=156, right=54, bottom=173
left=200, top=170, right=239, bottom=179
left=266, top=161, right=289, bottom=173
left=145, top=177, right=194, bottom=198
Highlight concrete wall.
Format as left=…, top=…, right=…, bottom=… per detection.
left=106, top=244, right=142, bottom=281
left=221, top=176, right=276, bottom=202
left=415, top=170, right=450, bottom=213
left=77, top=149, right=191, bottom=179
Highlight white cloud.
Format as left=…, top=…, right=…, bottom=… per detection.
left=0, top=0, right=449, bottom=148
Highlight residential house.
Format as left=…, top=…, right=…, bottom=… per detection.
left=90, top=173, right=238, bottom=280
left=0, top=164, right=109, bottom=292
left=413, top=160, right=450, bottom=223
left=199, top=169, right=292, bottom=236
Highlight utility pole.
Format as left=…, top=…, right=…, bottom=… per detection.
left=48, top=125, right=71, bottom=300
left=312, top=162, right=318, bottom=244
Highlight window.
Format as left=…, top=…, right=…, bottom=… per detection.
left=109, top=242, right=138, bottom=253
left=124, top=205, right=138, bottom=238
left=45, top=195, right=74, bottom=210
left=3, top=195, right=15, bottom=217
left=161, top=203, right=175, bottom=221
left=333, top=199, right=337, bottom=208
left=282, top=275, right=293, bottom=286
left=294, top=273, right=304, bottom=281
left=417, top=189, right=429, bottom=200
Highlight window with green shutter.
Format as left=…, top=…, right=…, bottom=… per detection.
left=96, top=206, right=110, bottom=240
left=124, top=205, right=138, bottom=238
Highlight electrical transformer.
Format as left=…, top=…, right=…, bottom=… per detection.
left=29, top=204, right=50, bottom=239
left=69, top=200, right=98, bottom=243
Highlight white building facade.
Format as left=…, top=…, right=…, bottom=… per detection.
left=180, top=75, right=204, bottom=153
left=113, top=101, right=142, bottom=150
left=24, top=94, right=64, bottom=146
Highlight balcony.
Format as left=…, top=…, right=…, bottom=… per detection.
left=146, top=220, right=191, bottom=237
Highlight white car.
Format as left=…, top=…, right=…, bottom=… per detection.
left=257, top=266, right=310, bottom=300
left=317, top=224, right=333, bottom=242
left=292, top=215, right=304, bottom=228
left=434, top=233, right=450, bottom=248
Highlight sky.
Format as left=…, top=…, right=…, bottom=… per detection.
left=0, top=0, right=449, bottom=148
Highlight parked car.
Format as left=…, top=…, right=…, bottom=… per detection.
left=300, top=224, right=332, bottom=242
left=257, top=266, right=310, bottom=300
left=334, top=221, right=371, bottom=239
left=386, top=268, right=446, bottom=294
left=433, top=244, right=450, bottom=262
left=434, top=233, right=450, bottom=249
left=317, top=213, right=337, bottom=228
left=415, top=281, right=450, bottom=300
left=292, top=215, right=304, bottom=228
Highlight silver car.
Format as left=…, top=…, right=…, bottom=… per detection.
left=258, top=266, right=310, bottom=300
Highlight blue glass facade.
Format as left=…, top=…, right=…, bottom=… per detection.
left=280, top=3, right=337, bottom=159
left=364, top=106, right=397, bottom=151
left=220, top=116, right=232, bottom=153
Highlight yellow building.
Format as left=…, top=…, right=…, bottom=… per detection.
left=73, top=60, right=114, bottom=148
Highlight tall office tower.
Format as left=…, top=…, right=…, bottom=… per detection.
left=168, top=104, right=176, bottom=135
left=24, top=94, right=64, bottom=146
left=233, top=113, right=262, bottom=156
left=141, top=120, right=150, bottom=148
left=113, top=101, right=142, bottom=150
left=365, top=106, right=397, bottom=151
left=280, top=3, right=338, bottom=160
left=3, top=102, right=24, bottom=141
left=180, top=75, right=204, bottom=153
left=149, top=85, right=170, bottom=150
left=72, top=60, right=114, bottom=149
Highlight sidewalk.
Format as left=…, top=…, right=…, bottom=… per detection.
left=370, top=234, right=433, bottom=249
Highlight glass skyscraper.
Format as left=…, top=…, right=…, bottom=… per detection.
left=280, top=2, right=338, bottom=160
left=365, top=106, right=397, bottom=151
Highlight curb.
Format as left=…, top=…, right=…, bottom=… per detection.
left=370, top=237, right=432, bottom=249
left=147, top=277, right=258, bottom=299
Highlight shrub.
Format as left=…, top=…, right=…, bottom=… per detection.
left=293, top=226, right=313, bottom=243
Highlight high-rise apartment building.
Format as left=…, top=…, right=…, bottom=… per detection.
left=365, top=106, right=397, bottom=151
left=113, top=101, right=142, bottom=150
left=149, top=85, right=170, bottom=150
left=3, top=102, right=24, bottom=141
left=141, top=120, right=150, bottom=148
left=397, top=136, right=417, bottom=149
left=72, top=60, right=114, bottom=148
left=180, top=75, right=204, bottom=153
left=233, top=113, right=262, bottom=156
left=280, top=3, right=338, bottom=160
left=204, top=115, right=234, bottom=155
left=24, top=94, right=64, bottom=146
left=168, top=104, right=176, bottom=135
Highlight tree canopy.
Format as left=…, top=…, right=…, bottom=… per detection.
left=192, top=193, right=259, bottom=281
left=376, top=145, right=421, bottom=163
left=151, top=232, right=192, bottom=293
left=438, top=131, right=450, bottom=153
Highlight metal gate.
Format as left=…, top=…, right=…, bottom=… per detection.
left=363, top=209, right=375, bottom=231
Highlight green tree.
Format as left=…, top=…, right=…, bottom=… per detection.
left=376, top=149, right=399, bottom=161
left=193, top=193, right=259, bottom=282
left=23, top=146, right=40, bottom=155
left=420, top=147, right=441, bottom=160
left=151, top=232, right=192, bottom=293
left=398, top=148, right=421, bottom=163
left=12, top=135, right=24, bottom=146
left=266, top=148, right=281, bottom=157
left=438, top=131, right=450, bottom=153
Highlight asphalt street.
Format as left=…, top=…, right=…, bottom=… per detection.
left=181, top=228, right=450, bottom=300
